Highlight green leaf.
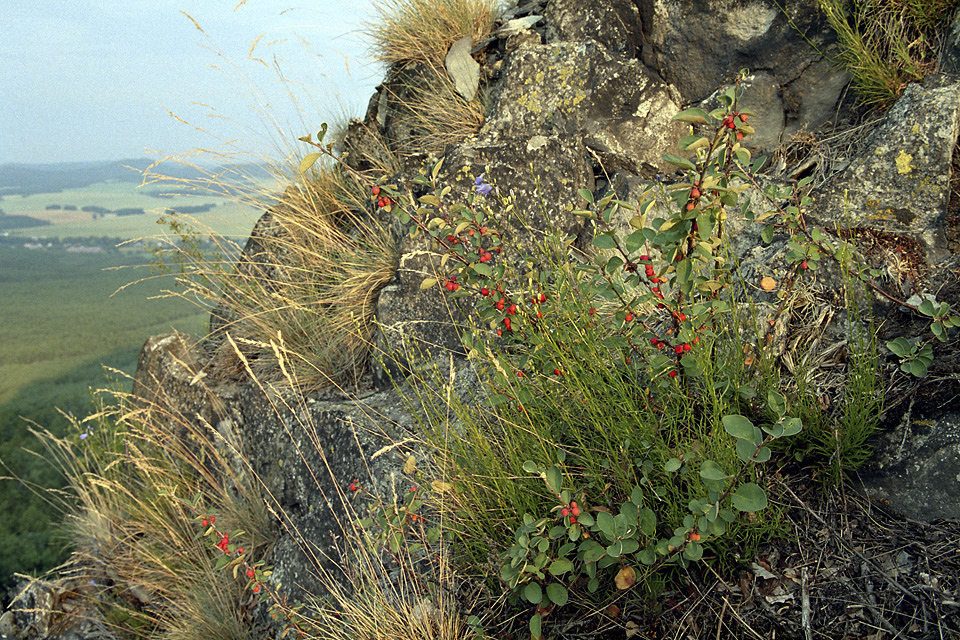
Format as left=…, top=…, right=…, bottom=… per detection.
left=918, top=299, right=936, bottom=316
left=522, top=460, right=539, bottom=474
left=546, top=582, right=569, bottom=606
left=524, top=582, right=543, bottom=604
left=578, top=188, right=595, bottom=204
left=545, top=466, right=562, bottom=494
left=665, top=457, right=682, bottom=472
left=419, top=194, right=441, bottom=207
left=662, top=154, right=697, bottom=171
left=596, top=512, right=615, bottom=540
left=625, top=230, right=646, bottom=253
left=389, top=530, right=403, bottom=553
left=548, top=558, right=574, bottom=576
left=673, top=107, right=710, bottom=124
left=760, top=224, right=774, bottom=244
left=683, top=540, right=703, bottom=561
left=581, top=540, right=606, bottom=563
left=619, top=538, right=640, bottom=555
left=886, top=337, right=910, bottom=357
left=472, top=263, right=492, bottom=277
left=752, top=446, right=772, bottom=463
left=735, top=438, right=757, bottom=463
left=679, top=135, right=710, bottom=152
left=593, top=234, right=617, bottom=250
left=766, top=390, right=786, bottom=417
left=908, top=359, right=928, bottom=377
left=722, top=414, right=755, bottom=440
left=732, top=483, right=768, bottom=512
left=639, top=508, right=656, bottom=536
left=781, top=417, right=802, bottom=437
left=630, top=485, right=643, bottom=505
left=529, top=613, right=542, bottom=639
left=700, top=460, right=729, bottom=482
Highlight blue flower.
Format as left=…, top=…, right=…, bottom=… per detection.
left=474, top=174, right=493, bottom=197
left=79, top=433, right=88, bottom=440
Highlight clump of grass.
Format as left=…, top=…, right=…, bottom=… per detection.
left=31, top=379, right=272, bottom=639
left=819, top=0, right=959, bottom=110
left=364, top=0, right=501, bottom=155
left=149, top=151, right=399, bottom=391
left=365, top=0, right=501, bottom=70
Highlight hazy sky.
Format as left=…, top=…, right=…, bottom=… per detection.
left=1, top=1, right=380, bottom=165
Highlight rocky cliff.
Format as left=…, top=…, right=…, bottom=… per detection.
left=4, top=1, right=960, bottom=639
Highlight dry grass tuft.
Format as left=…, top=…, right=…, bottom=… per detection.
left=32, top=381, right=272, bottom=640
left=147, top=149, right=399, bottom=391
left=365, top=0, right=501, bottom=70
left=364, top=0, right=502, bottom=155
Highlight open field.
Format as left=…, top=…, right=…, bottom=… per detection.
left=0, top=246, right=210, bottom=403
left=1, top=180, right=262, bottom=242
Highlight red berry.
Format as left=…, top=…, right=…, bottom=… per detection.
left=569, top=516, right=578, bottom=524
left=507, top=304, right=517, bottom=315
left=561, top=507, right=569, bottom=517
left=253, top=584, right=261, bottom=593
left=209, top=516, right=215, bottom=524
left=571, top=506, right=580, bottom=516
left=539, top=293, right=547, bottom=303
left=237, top=547, right=244, bottom=555
left=496, top=329, right=503, bottom=336
left=686, top=202, right=696, bottom=211
left=496, top=299, right=505, bottom=311
left=201, top=519, right=209, bottom=528
left=589, top=307, right=597, bottom=316
left=480, top=287, right=490, bottom=296
left=625, top=313, right=633, bottom=322
left=639, top=254, right=649, bottom=261
left=650, top=338, right=659, bottom=346
left=678, top=313, right=686, bottom=322
left=371, top=186, right=381, bottom=196
left=739, top=113, right=748, bottom=123
left=675, top=345, right=684, bottom=354
left=517, top=371, right=524, bottom=378
left=683, top=343, right=691, bottom=352
left=554, top=369, right=561, bottom=376
left=570, top=501, right=577, bottom=509
left=503, top=317, right=512, bottom=331
left=669, top=370, right=678, bottom=378
left=800, top=261, right=809, bottom=270
left=691, top=188, right=701, bottom=199
left=247, top=569, right=255, bottom=578
left=736, top=131, right=744, bottom=142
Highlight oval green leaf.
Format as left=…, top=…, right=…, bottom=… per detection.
left=732, top=482, right=768, bottom=512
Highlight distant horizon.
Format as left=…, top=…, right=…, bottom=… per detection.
left=1, top=1, right=379, bottom=165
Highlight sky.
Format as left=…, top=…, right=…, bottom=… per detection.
left=0, top=1, right=381, bottom=165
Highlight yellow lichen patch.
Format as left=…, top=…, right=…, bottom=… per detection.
left=896, top=150, right=915, bottom=175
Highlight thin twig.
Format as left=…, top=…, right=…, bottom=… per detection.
left=801, top=566, right=813, bottom=640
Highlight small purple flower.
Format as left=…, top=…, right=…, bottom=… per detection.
left=474, top=174, right=493, bottom=197
left=80, top=433, right=88, bottom=440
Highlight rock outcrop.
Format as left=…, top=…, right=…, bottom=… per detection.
left=5, top=1, right=960, bottom=637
